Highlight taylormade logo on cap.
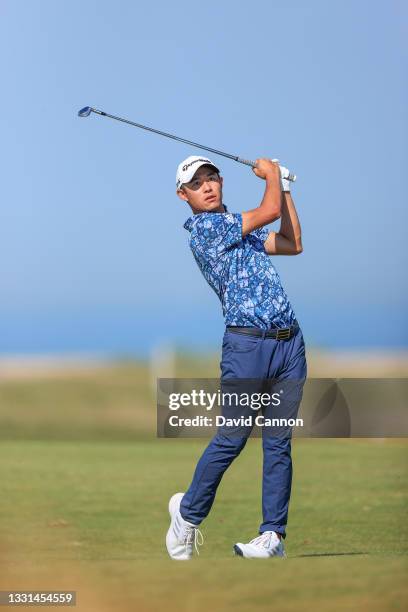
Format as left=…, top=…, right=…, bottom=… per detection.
left=176, top=155, right=219, bottom=189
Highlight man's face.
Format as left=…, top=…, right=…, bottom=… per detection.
left=177, top=165, right=224, bottom=214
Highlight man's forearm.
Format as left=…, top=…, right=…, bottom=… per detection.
left=259, top=174, right=282, bottom=218
left=278, top=192, right=302, bottom=249
left=241, top=159, right=282, bottom=236
left=245, top=173, right=282, bottom=224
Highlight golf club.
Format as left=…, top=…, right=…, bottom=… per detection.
left=78, top=106, right=296, bottom=182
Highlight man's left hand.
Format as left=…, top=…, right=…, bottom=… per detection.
left=271, top=159, right=291, bottom=192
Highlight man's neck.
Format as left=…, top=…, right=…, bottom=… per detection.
left=191, top=203, right=225, bottom=215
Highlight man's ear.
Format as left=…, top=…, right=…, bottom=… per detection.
left=176, top=188, right=189, bottom=203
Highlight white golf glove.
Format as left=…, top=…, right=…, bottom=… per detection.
left=271, top=159, right=291, bottom=192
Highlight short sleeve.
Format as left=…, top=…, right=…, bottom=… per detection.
left=190, top=212, right=243, bottom=258
left=251, top=226, right=270, bottom=242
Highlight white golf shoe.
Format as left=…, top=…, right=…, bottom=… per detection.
left=233, top=531, right=285, bottom=558
left=166, top=492, right=204, bottom=560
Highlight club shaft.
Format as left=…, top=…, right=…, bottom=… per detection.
left=88, top=107, right=296, bottom=181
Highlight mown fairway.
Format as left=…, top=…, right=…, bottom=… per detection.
left=0, top=360, right=407, bottom=611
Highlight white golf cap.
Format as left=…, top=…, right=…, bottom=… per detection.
left=176, top=155, right=219, bottom=189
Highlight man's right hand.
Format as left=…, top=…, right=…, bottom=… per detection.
left=252, top=158, right=281, bottom=181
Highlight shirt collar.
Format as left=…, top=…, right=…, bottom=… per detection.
left=183, top=204, right=228, bottom=232
left=183, top=217, right=194, bottom=231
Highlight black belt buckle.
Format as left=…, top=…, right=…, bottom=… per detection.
left=276, top=327, right=291, bottom=340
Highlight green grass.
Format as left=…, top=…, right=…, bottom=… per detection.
left=0, top=362, right=407, bottom=611
left=0, top=439, right=407, bottom=611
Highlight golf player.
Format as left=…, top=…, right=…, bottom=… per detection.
left=166, top=155, right=307, bottom=559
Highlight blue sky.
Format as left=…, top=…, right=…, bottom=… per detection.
left=0, top=0, right=406, bottom=355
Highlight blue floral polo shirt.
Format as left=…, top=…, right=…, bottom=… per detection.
left=183, top=208, right=297, bottom=329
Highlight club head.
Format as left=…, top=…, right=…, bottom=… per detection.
left=78, top=106, right=92, bottom=117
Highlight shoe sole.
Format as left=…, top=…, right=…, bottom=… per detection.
left=233, top=544, right=244, bottom=557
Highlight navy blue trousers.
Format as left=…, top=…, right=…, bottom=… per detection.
left=180, top=326, right=307, bottom=537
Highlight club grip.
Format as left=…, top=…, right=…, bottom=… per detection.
left=237, top=157, right=296, bottom=182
